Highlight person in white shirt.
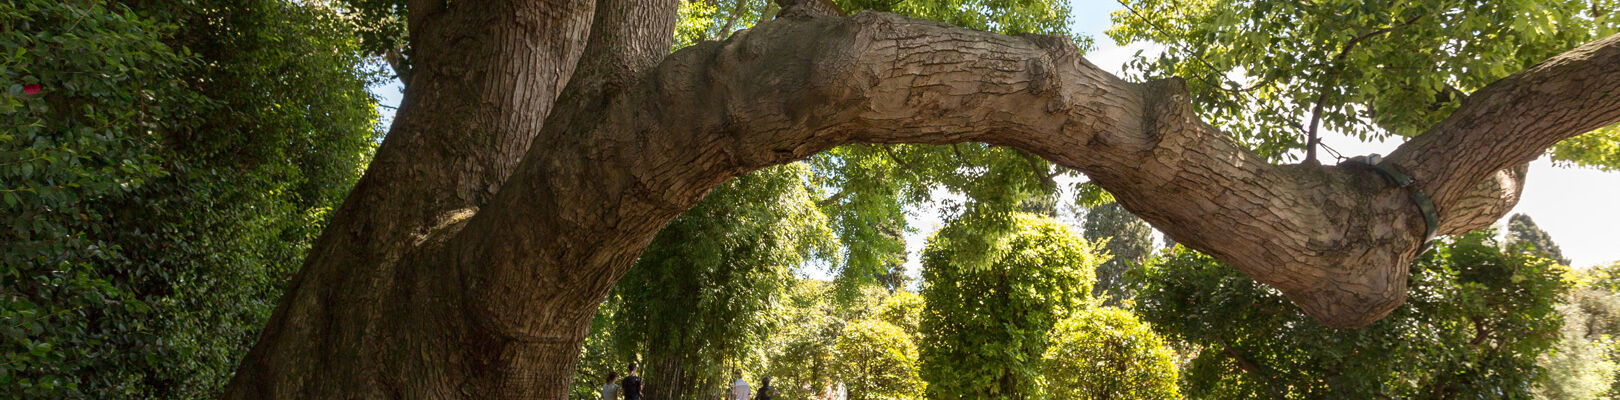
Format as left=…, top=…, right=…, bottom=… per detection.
left=730, top=371, right=750, bottom=400
left=600, top=372, right=621, bottom=400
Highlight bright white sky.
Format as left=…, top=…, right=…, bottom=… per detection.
left=371, top=2, right=1620, bottom=275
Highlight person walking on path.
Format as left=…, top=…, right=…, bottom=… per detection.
left=621, top=363, right=643, bottom=400
left=599, top=372, right=621, bottom=400
left=755, top=376, right=773, bottom=400
left=729, top=371, right=750, bottom=400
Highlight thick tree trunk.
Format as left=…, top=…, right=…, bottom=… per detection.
left=224, top=0, right=599, bottom=397
left=226, top=3, right=1620, bottom=398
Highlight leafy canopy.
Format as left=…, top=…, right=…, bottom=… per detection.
left=1110, top=0, right=1620, bottom=165
left=1133, top=232, right=1567, bottom=399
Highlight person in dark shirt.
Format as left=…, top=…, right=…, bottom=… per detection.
left=755, top=376, right=773, bottom=400
left=620, top=362, right=643, bottom=400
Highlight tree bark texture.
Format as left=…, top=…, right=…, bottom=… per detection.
left=226, top=3, right=1620, bottom=398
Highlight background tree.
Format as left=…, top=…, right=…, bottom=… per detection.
left=1506, top=214, right=1572, bottom=265
left=918, top=214, right=1101, bottom=399
left=1132, top=232, right=1567, bottom=399
left=757, top=280, right=927, bottom=400
left=608, top=164, right=835, bottom=400
left=1536, top=262, right=1620, bottom=399
left=1536, top=289, right=1619, bottom=400
left=1039, top=307, right=1181, bottom=400
left=877, top=290, right=923, bottom=340
left=1082, top=202, right=1155, bottom=305
left=761, top=279, right=849, bottom=400
left=834, top=319, right=925, bottom=400
left=2, top=0, right=378, bottom=398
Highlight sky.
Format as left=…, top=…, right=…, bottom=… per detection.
left=370, top=2, right=1620, bottom=276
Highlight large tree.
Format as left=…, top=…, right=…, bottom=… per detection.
left=1083, top=202, right=1155, bottom=305
left=223, top=0, right=1620, bottom=398
left=1506, top=213, right=1571, bottom=265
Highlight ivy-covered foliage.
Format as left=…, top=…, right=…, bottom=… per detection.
left=1039, top=307, right=1181, bottom=400
left=1, top=0, right=379, bottom=397
left=918, top=214, right=1102, bottom=399
left=835, top=319, right=924, bottom=400
left=1133, top=231, right=1567, bottom=399
left=1109, top=0, right=1620, bottom=164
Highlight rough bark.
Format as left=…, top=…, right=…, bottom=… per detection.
left=225, top=0, right=597, bottom=397
left=227, top=6, right=1620, bottom=399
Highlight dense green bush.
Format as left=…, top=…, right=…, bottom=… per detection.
left=836, top=319, right=924, bottom=400
left=1133, top=231, right=1566, bottom=399
left=1, top=0, right=379, bottom=397
left=1039, top=307, right=1180, bottom=399
left=918, top=213, right=1102, bottom=399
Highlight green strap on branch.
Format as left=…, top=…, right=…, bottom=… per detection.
left=1356, top=154, right=1440, bottom=255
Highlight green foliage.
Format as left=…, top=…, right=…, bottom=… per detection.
left=607, top=163, right=837, bottom=399
left=1109, top=0, right=1620, bottom=162
left=877, top=290, right=922, bottom=339
left=571, top=298, right=631, bottom=400
left=1507, top=213, right=1571, bottom=265
left=674, top=0, right=778, bottom=50
left=330, top=0, right=409, bottom=61
left=1536, top=288, right=1619, bottom=400
left=761, top=279, right=845, bottom=400
left=2, top=2, right=193, bottom=396
left=1133, top=232, right=1567, bottom=399
left=674, top=0, right=1096, bottom=50
left=1541, top=267, right=1620, bottom=398
left=835, top=319, right=925, bottom=400
left=1, top=0, right=379, bottom=397
left=918, top=214, right=1101, bottom=399
left=1551, top=125, right=1620, bottom=171
left=1581, top=262, right=1620, bottom=293
left=839, top=0, right=1090, bottom=48
left=1039, top=307, right=1181, bottom=400
left=1082, top=203, right=1154, bottom=305
left=752, top=281, right=926, bottom=400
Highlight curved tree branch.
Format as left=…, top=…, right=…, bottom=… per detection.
left=464, top=13, right=1620, bottom=333
left=1386, top=33, right=1620, bottom=232
left=229, top=6, right=1620, bottom=398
